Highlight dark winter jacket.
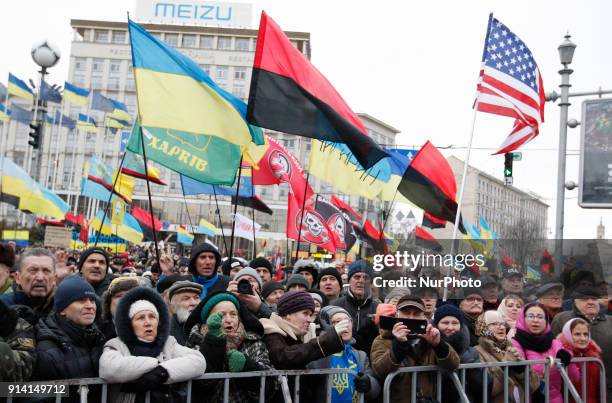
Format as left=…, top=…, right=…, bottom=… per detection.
left=330, top=290, right=379, bottom=354
left=0, top=290, right=54, bottom=326
left=0, top=302, right=36, bottom=382
left=169, top=314, right=187, bottom=346
left=87, top=272, right=114, bottom=297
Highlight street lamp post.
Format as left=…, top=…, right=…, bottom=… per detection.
left=554, top=33, right=577, bottom=275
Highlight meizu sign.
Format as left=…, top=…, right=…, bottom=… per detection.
left=136, top=0, right=252, bottom=27
left=579, top=98, right=612, bottom=208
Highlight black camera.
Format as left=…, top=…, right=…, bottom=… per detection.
left=237, top=279, right=253, bottom=295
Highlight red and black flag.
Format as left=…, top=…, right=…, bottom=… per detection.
left=232, top=194, right=273, bottom=215
left=540, top=248, right=554, bottom=274
left=132, top=206, right=162, bottom=242
left=65, top=212, right=89, bottom=243
left=353, top=218, right=386, bottom=254
left=398, top=141, right=466, bottom=233
left=422, top=211, right=446, bottom=230
left=415, top=226, right=442, bottom=252
left=286, top=192, right=338, bottom=254
left=313, top=196, right=357, bottom=251
left=331, top=195, right=362, bottom=225
left=247, top=12, right=387, bottom=170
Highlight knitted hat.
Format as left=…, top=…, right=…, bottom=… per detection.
left=433, top=303, right=465, bottom=326
left=319, top=305, right=351, bottom=330
left=317, top=267, right=342, bottom=288
left=234, top=267, right=263, bottom=290
left=286, top=274, right=310, bottom=290
left=200, top=292, right=240, bottom=323
left=347, top=260, right=374, bottom=281
left=292, top=259, right=319, bottom=279
left=128, top=299, right=159, bottom=319
left=277, top=291, right=315, bottom=317
left=54, top=275, right=99, bottom=312
left=221, top=258, right=244, bottom=276
left=189, top=243, right=221, bottom=275
left=77, top=247, right=109, bottom=272
left=262, top=281, right=284, bottom=299
left=459, top=287, right=483, bottom=299
left=101, top=277, right=139, bottom=321
left=167, top=280, right=204, bottom=300
left=309, top=292, right=323, bottom=305
left=250, top=257, right=273, bottom=275
left=572, top=286, right=602, bottom=299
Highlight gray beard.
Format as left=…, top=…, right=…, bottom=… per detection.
left=175, top=307, right=191, bottom=324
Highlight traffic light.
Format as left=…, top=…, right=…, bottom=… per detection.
left=28, top=123, right=41, bottom=149
left=504, top=153, right=513, bottom=177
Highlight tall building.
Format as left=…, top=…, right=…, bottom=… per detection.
left=430, top=155, right=548, bottom=240
left=597, top=218, right=605, bottom=239
left=2, top=11, right=399, bottom=258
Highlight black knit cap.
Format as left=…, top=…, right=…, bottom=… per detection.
left=221, top=258, right=243, bottom=276
left=317, top=267, right=342, bottom=288
left=250, top=257, right=273, bottom=275
left=262, top=281, right=284, bottom=299
left=77, top=247, right=110, bottom=272
left=277, top=290, right=315, bottom=317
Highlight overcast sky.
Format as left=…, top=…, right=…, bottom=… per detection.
left=2, top=0, right=611, bottom=239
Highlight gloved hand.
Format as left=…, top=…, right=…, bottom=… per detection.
left=132, top=365, right=169, bottom=391
left=206, top=312, right=225, bottom=338
left=227, top=349, right=246, bottom=372
left=333, top=319, right=351, bottom=335
left=556, top=349, right=572, bottom=367
left=353, top=372, right=371, bottom=393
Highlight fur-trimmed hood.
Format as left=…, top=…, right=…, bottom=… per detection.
left=114, top=287, right=170, bottom=351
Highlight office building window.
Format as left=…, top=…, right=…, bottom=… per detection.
left=235, top=37, right=250, bottom=51
left=109, top=59, right=122, bottom=74
left=90, top=75, right=104, bottom=90
left=126, top=67, right=135, bottom=91
left=234, top=66, right=247, bottom=80
left=107, top=77, right=120, bottom=90
left=92, top=58, right=105, bottom=73
left=216, top=66, right=229, bottom=80
left=74, top=57, right=87, bottom=72
left=94, top=30, right=109, bottom=43
left=124, top=94, right=137, bottom=115
left=182, top=34, right=197, bottom=48
left=164, top=33, right=179, bottom=47
left=111, top=30, right=126, bottom=44
left=217, top=36, right=232, bottom=50
left=200, top=35, right=214, bottom=49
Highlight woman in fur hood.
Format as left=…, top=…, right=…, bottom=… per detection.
left=99, top=287, right=206, bottom=403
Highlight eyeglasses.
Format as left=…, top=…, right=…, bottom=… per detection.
left=525, top=314, right=546, bottom=321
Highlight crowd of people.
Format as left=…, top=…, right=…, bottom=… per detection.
left=0, top=241, right=610, bottom=403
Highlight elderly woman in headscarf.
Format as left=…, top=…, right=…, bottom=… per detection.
left=306, top=305, right=380, bottom=402
left=475, top=310, right=539, bottom=403
left=99, top=287, right=206, bottom=403
left=184, top=291, right=278, bottom=403
left=497, top=295, right=523, bottom=340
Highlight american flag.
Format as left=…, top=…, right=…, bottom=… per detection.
left=476, top=14, right=545, bottom=154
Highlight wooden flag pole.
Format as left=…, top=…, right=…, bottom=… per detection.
left=250, top=167, right=256, bottom=259
left=138, top=126, right=161, bottom=264
left=93, top=151, right=127, bottom=247
left=212, top=186, right=228, bottom=256
left=443, top=104, right=479, bottom=301
left=293, top=170, right=310, bottom=264
left=228, top=157, right=244, bottom=259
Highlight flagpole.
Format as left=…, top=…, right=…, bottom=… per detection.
left=228, top=157, right=244, bottom=259
left=92, top=113, right=110, bottom=220
left=51, top=101, right=65, bottom=191
left=41, top=104, right=56, bottom=187
left=93, top=151, right=127, bottom=247
left=212, top=186, right=228, bottom=256
left=442, top=104, right=479, bottom=302
left=70, top=94, right=92, bottom=214
left=293, top=170, right=310, bottom=263
left=250, top=166, right=256, bottom=258
left=138, top=126, right=161, bottom=264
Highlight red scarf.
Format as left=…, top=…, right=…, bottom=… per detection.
left=558, top=335, right=604, bottom=403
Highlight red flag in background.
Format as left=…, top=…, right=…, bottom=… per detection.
left=415, top=226, right=442, bottom=252
left=287, top=192, right=337, bottom=254
left=540, top=249, right=554, bottom=274
left=274, top=247, right=283, bottom=281
left=251, top=135, right=313, bottom=205
left=422, top=211, right=446, bottom=230
left=331, top=195, right=363, bottom=224
left=132, top=206, right=162, bottom=241
left=247, top=12, right=387, bottom=170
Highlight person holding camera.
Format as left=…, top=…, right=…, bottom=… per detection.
left=370, top=295, right=459, bottom=402
left=370, top=296, right=459, bottom=403
left=227, top=267, right=274, bottom=319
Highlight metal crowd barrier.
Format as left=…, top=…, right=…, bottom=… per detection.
left=6, top=368, right=365, bottom=403
left=382, top=357, right=606, bottom=403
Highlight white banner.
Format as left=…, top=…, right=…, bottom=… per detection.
left=233, top=212, right=260, bottom=241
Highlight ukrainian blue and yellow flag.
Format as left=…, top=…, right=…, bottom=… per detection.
left=0, top=104, right=10, bottom=122
left=177, top=225, right=194, bottom=245
left=64, top=82, right=90, bottom=106
left=8, top=73, right=33, bottom=101
left=197, top=218, right=217, bottom=237
left=127, top=19, right=264, bottom=148
left=91, top=209, right=144, bottom=244
left=77, top=113, right=97, bottom=133
left=109, top=99, right=130, bottom=122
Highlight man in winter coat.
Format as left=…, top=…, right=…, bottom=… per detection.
left=0, top=248, right=56, bottom=325
left=0, top=299, right=36, bottom=381
left=370, top=296, right=460, bottom=403
left=0, top=243, right=15, bottom=295
left=189, top=243, right=229, bottom=299
left=78, top=247, right=114, bottom=297
left=167, top=280, right=203, bottom=345
left=330, top=260, right=379, bottom=354
left=551, top=286, right=612, bottom=401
